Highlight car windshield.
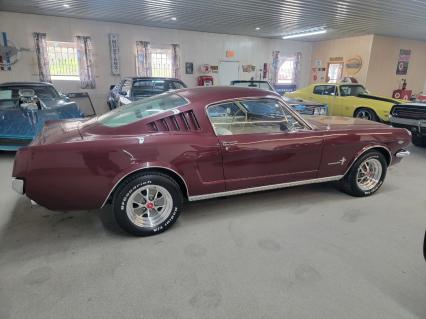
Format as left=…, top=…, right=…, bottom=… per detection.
left=339, top=85, right=367, bottom=97
left=132, top=80, right=170, bottom=99
left=98, top=93, right=187, bottom=127
left=232, top=81, right=274, bottom=91
left=0, top=85, right=60, bottom=110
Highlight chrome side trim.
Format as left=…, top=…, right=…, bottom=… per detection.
left=342, top=144, right=393, bottom=177
left=396, top=149, right=410, bottom=158
left=101, top=166, right=189, bottom=208
left=188, top=175, right=343, bottom=201
left=12, top=178, right=24, bottom=195
left=203, top=95, right=314, bottom=136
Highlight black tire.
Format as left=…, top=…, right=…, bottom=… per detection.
left=338, top=150, right=387, bottom=197
left=112, top=172, right=183, bottom=236
left=354, top=108, right=379, bottom=122
left=412, top=135, right=426, bottom=147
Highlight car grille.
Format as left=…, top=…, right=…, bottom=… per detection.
left=391, top=104, right=426, bottom=120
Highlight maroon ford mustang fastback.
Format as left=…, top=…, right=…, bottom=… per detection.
left=12, top=86, right=411, bottom=236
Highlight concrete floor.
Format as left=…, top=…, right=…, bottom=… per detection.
left=0, top=146, right=425, bottom=319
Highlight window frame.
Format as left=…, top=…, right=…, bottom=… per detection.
left=46, top=40, right=80, bottom=81
left=150, top=47, right=173, bottom=78
left=205, top=96, right=312, bottom=137
left=326, top=62, right=344, bottom=83
left=338, top=84, right=367, bottom=97
left=277, top=58, right=296, bottom=84
left=313, top=85, right=338, bottom=96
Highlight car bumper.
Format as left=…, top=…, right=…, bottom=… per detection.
left=390, top=116, right=426, bottom=136
left=396, top=149, right=410, bottom=158
left=12, top=178, right=24, bottom=195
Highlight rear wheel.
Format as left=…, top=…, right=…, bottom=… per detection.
left=338, top=150, right=387, bottom=197
left=113, top=172, right=183, bottom=236
left=354, top=108, right=379, bottom=122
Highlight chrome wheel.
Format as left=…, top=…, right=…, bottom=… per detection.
left=356, top=110, right=372, bottom=120
left=356, top=158, right=382, bottom=191
left=126, top=185, right=173, bottom=228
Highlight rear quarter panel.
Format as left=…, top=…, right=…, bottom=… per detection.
left=24, top=132, right=224, bottom=210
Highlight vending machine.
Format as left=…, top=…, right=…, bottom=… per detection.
left=197, top=76, right=214, bottom=86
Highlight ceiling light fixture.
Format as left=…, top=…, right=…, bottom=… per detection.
left=255, top=27, right=260, bottom=31
left=63, top=4, right=70, bottom=8
left=171, top=17, right=177, bottom=21
left=282, top=28, right=327, bottom=39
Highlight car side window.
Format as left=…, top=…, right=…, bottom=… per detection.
left=207, top=99, right=306, bottom=136
left=313, top=85, right=336, bottom=96
left=172, top=81, right=186, bottom=89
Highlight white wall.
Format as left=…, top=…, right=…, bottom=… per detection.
left=0, top=11, right=313, bottom=114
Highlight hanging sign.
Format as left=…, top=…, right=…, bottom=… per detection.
left=345, top=55, right=362, bottom=75
left=396, top=49, right=411, bottom=75
left=109, top=33, right=120, bottom=75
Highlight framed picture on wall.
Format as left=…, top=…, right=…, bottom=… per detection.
left=185, top=62, right=193, bottom=74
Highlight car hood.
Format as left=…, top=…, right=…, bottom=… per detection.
left=306, top=116, right=388, bottom=130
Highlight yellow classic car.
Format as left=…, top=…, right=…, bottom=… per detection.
left=286, top=83, right=403, bottom=122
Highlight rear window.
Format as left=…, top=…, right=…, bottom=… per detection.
left=132, top=80, right=169, bottom=98
left=98, top=93, right=187, bottom=127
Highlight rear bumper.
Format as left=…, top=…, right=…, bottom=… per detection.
left=12, top=178, right=24, bottom=195
left=390, top=116, right=426, bottom=136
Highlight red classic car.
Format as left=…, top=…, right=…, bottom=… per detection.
left=12, top=87, right=411, bottom=236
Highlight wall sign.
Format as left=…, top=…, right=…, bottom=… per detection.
left=396, top=49, right=411, bottom=75
left=185, top=62, right=193, bottom=74
left=242, top=64, right=256, bottom=72
left=109, top=33, right=120, bottom=75
left=226, top=50, right=235, bottom=58
left=345, top=55, right=362, bottom=75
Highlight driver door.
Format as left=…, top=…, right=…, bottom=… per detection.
left=207, top=98, right=324, bottom=191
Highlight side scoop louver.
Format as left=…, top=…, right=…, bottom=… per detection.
left=147, top=110, right=201, bottom=132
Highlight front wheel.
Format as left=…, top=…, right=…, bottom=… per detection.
left=354, top=108, right=379, bottom=122
left=113, top=172, right=183, bottom=236
left=338, top=150, right=387, bottom=197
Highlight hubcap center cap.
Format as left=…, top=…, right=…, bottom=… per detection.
left=146, top=202, right=154, bottom=209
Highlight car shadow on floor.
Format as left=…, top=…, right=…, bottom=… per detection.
left=0, top=179, right=399, bottom=259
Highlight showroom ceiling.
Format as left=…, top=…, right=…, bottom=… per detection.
left=1, top=0, right=426, bottom=41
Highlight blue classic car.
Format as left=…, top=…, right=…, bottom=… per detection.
left=0, top=82, right=84, bottom=151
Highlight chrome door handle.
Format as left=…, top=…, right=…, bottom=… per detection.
left=221, top=141, right=238, bottom=146
left=221, top=141, right=238, bottom=151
